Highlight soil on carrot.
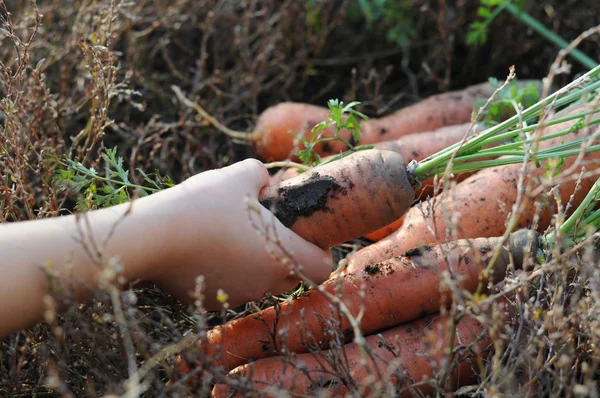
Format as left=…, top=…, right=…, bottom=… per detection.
left=260, top=172, right=348, bottom=227
left=2, top=0, right=599, bottom=397
left=364, top=264, right=381, bottom=275
left=403, top=244, right=434, bottom=257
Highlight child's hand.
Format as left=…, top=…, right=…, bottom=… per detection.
left=142, top=159, right=333, bottom=309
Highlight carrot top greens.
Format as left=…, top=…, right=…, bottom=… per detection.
left=294, top=100, right=373, bottom=167
left=411, top=64, right=600, bottom=181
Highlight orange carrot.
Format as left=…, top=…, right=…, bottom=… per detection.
left=364, top=215, right=405, bottom=241
left=255, top=83, right=495, bottom=161
left=211, top=301, right=514, bottom=398
left=345, top=114, right=600, bottom=272
left=253, top=102, right=344, bottom=162
left=259, top=149, right=415, bottom=249
left=175, top=231, right=538, bottom=376
left=270, top=123, right=481, bottom=242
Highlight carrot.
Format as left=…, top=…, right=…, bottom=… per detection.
left=211, top=303, right=513, bottom=398
left=259, top=149, right=415, bottom=249
left=258, top=80, right=546, bottom=161
left=269, top=123, right=481, bottom=243
left=175, top=230, right=538, bottom=376
left=345, top=113, right=600, bottom=272
left=259, top=81, right=545, bottom=161
left=253, top=102, right=345, bottom=162
left=256, top=82, right=495, bottom=161
left=174, top=81, right=539, bottom=162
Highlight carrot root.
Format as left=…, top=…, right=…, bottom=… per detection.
left=211, top=296, right=517, bottom=398
left=175, top=231, right=538, bottom=378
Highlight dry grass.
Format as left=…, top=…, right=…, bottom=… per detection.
left=1, top=0, right=600, bottom=397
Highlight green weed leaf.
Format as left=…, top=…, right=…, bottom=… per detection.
left=55, top=146, right=170, bottom=210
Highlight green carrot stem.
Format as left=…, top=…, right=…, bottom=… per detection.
left=542, top=177, right=600, bottom=249
left=418, top=144, right=600, bottom=178
left=478, top=110, right=600, bottom=147
left=451, top=134, right=591, bottom=161
left=414, top=67, right=600, bottom=178
left=504, top=3, right=598, bottom=70
left=558, top=178, right=600, bottom=236
left=578, top=210, right=600, bottom=237
left=475, top=121, right=599, bottom=155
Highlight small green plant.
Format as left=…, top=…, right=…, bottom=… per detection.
left=55, top=147, right=174, bottom=211
left=295, top=99, right=373, bottom=167
left=474, top=78, right=540, bottom=127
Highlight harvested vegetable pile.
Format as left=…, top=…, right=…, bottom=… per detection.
left=2, top=1, right=600, bottom=397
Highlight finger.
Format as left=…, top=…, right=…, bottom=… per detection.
left=222, top=158, right=270, bottom=193
left=249, top=198, right=334, bottom=286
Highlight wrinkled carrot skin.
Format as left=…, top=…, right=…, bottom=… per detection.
left=255, top=82, right=503, bottom=161
left=346, top=112, right=600, bottom=272
left=359, top=82, right=493, bottom=144
left=175, top=231, right=537, bottom=376
left=212, top=299, right=515, bottom=398
left=259, top=150, right=415, bottom=249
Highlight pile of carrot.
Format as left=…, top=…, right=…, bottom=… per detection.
left=176, top=230, right=537, bottom=395
left=345, top=107, right=600, bottom=272
left=211, top=300, right=515, bottom=397
left=171, top=66, right=600, bottom=395
left=259, top=103, right=600, bottom=252
left=227, top=81, right=498, bottom=162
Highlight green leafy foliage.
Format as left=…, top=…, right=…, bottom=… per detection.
left=55, top=147, right=174, bottom=211
left=304, top=0, right=416, bottom=48
left=467, top=0, right=525, bottom=46
left=473, top=78, right=540, bottom=127
left=295, top=99, right=370, bottom=167
left=349, top=0, right=416, bottom=48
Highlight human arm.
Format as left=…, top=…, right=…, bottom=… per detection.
left=0, top=159, right=333, bottom=337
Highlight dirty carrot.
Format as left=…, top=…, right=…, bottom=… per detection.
left=267, top=123, right=477, bottom=243
left=259, top=149, right=415, bottom=249
left=211, top=302, right=514, bottom=398
left=175, top=230, right=538, bottom=375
